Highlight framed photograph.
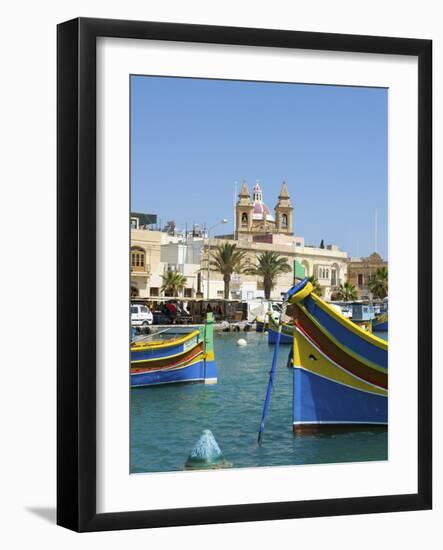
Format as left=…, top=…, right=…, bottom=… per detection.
left=57, top=18, right=432, bottom=532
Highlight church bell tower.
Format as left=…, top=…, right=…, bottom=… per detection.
left=235, top=180, right=253, bottom=239
left=275, top=180, right=293, bottom=235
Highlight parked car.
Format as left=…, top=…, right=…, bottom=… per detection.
left=131, top=304, right=153, bottom=329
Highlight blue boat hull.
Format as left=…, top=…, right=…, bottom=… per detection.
left=293, top=367, right=387, bottom=430
left=268, top=326, right=293, bottom=345
left=256, top=320, right=267, bottom=333
left=131, top=359, right=217, bottom=387
left=373, top=321, right=388, bottom=332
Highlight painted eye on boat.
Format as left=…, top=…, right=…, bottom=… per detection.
left=309, top=354, right=317, bottom=361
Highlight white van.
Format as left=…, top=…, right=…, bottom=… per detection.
left=131, top=304, right=153, bottom=328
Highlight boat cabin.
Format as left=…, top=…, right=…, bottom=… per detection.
left=351, top=303, right=375, bottom=322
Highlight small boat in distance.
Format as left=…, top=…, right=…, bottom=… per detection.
left=373, top=311, right=388, bottom=332
left=131, top=313, right=217, bottom=387
left=267, top=319, right=294, bottom=344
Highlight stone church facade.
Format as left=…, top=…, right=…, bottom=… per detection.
left=235, top=180, right=293, bottom=239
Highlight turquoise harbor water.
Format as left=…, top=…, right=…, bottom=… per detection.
left=130, top=331, right=388, bottom=473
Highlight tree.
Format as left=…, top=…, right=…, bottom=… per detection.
left=161, top=270, right=187, bottom=297
left=334, top=281, right=358, bottom=301
left=209, top=243, right=248, bottom=299
left=246, top=251, right=292, bottom=299
left=368, top=266, right=388, bottom=299
left=307, top=275, right=323, bottom=296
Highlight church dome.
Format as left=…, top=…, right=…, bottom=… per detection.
left=252, top=182, right=275, bottom=222
left=252, top=201, right=274, bottom=220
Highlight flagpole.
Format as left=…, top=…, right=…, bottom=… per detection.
left=233, top=181, right=237, bottom=236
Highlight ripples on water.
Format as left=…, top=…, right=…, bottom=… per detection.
left=130, top=332, right=388, bottom=473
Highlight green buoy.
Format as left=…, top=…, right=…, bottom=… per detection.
left=185, top=430, right=232, bottom=470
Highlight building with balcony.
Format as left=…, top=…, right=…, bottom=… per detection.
left=346, top=252, right=388, bottom=299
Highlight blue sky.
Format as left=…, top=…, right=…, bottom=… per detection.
left=131, top=76, right=387, bottom=259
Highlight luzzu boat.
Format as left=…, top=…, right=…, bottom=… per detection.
left=131, top=313, right=217, bottom=387
left=285, top=279, right=388, bottom=433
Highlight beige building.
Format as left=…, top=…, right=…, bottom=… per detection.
left=130, top=228, right=205, bottom=299
left=130, top=229, right=162, bottom=298
left=201, top=234, right=347, bottom=301
left=131, top=181, right=349, bottom=302
left=346, top=252, right=388, bottom=299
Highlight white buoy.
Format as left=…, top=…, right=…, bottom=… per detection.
left=237, top=338, right=247, bottom=347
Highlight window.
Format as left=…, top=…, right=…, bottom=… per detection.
left=241, top=212, right=248, bottom=226
left=131, top=247, right=146, bottom=272
left=184, top=288, right=193, bottom=298
left=130, top=306, right=138, bottom=314
left=331, top=269, right=337, bottom=287
left=318, top=267, right=330, bottom=280
left=281, top=213, right=288, bottom=228
left=358, top=273, right=364, bottom=288
left=217, top=290, right=224, bottom=298
left=150, top=287, right=159, bottom=297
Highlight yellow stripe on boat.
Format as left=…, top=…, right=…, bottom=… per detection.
left=294, top=329, right=388, bottom=397
left=131, top=342, right=201, bottom=364
left=309, top=294, right=388, bottom=350
left=287, top=281, right=387, bottom=350
left=289, top=281, right=315, bottom=303
left=296, top=302, right=387, bottom=373
left=269, top=312, right=386, bottom=374
left=134, top=353, right=206, bottom=374
left=131, top=329, right=200, bottom=351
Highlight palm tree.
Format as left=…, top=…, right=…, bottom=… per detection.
left=368, top=267, right=388, bottom=299
left=161, top=270, right=187, bottom=297
left=306, top=275, right=322, bottom=296
left=246, top=251, right=292, bottom=299
left=334, top=281, right=358, bottom=301
left=209, top=243, right=248, bottom=299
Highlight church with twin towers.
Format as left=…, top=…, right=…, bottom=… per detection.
left=213, top=178, right=349, bottom=300
left=130, top=178, right=350, bottom=301
left=235, top=180, right=293, bottom=239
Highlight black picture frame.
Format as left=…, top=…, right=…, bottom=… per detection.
left=57, top=17, right=432, bottom=532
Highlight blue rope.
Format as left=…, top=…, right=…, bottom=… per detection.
left=257, top=325, right=282, bottom=445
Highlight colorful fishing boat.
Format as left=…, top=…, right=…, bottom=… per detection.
left=267, top=317, right=294, bottom=344
left=131, top=313, right=217, bottom=387
left=285, top=278, right=388, bottom=433
left=255, top=315, right=268, bottom=333
left=373, top=311, right=388, bottom=332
